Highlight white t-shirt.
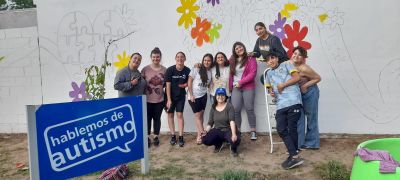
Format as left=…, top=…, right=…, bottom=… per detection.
left=210, top=66, right=230, bottom=96
left=189, top=67, right=211, bottom=98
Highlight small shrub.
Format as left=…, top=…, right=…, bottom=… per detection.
left=217, top=170, right=251, bottom=180
left=315, top=160, right=350, bottom=180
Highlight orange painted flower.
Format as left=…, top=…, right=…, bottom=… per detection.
left=191, top=17, right=211, bottom=47
left=177, top=0, right=200, bottom=29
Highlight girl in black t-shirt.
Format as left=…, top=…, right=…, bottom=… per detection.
left=165, top=52, right=191, bottom=147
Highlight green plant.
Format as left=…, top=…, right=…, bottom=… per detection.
left=84, top=31, right=134, bottom=100
left=84, top=63, right=110, bottom=100
left=216, top=169, right=251, bottom=180
left=0, top=56, right=4, bottom=62
left=315, top=160, right=350, bottom=180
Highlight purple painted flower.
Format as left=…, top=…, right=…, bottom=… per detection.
left=269, top=13, right=287, bottom=40
left=69, top=82, right=90, bottom=102
left=207, top=0, right=220, bottom=6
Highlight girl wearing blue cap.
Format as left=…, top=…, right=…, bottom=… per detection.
left=202, top=87, right=240, bottom=157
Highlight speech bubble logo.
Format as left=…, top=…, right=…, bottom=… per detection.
left=44, top=104, right=137, bottom=172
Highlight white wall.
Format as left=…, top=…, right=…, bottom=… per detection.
left=1, top=0, right=400, bottom=134
left=0, top=26, right=41, bottom=132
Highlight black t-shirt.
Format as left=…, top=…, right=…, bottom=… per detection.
left=253, top=34, right=288, bottom=63
left=165, top=65, right=191, bottom=100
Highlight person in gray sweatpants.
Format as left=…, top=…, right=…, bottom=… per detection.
left=229, top=42, right=258, bottom=140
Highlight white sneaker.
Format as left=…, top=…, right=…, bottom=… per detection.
left=250, top=131, right=257, bottom=141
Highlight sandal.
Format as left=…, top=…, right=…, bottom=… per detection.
left=196, top=136, right=202, bottom=145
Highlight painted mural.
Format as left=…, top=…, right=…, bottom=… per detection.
left=1, top=0, right=399, bottom=133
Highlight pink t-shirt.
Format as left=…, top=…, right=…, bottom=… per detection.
left=141, top=65, right=167, bottom=103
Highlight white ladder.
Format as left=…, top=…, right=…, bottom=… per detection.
left=263, top=68, right=284, bottom=153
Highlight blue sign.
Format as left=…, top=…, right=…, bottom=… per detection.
left=34, top=96, right=145, bottom=179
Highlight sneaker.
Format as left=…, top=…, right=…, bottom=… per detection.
left=231, top=147, right=238, bottom=157
left=170, top=135, right=176, bottom=146
left=281, top=156, right=291, bottom=167
left=250, top=131, right=257, bottom=141
left=282, top=156, right=304, bottom=170
left=178, top=136, right=185, bottom=147
left=300, top=145, right=319, bottom=150
left=214, top=144, right=223, bottom=153
left=153, top=136, right=160, bottom=146
left=148, top=138, right=151, bottom=148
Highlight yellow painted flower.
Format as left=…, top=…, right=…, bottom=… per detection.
left=113, top=51, right=130, bottom=72
left=319, top=13, right=329, bottom=23
left=177, top=0, right=200, bottom=29
left=280, top=3, right=298, bottom=18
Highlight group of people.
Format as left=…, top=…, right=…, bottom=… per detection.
left=113, top=22, right=321, bottom=169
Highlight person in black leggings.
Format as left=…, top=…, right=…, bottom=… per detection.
left=202, top=88, right=240, bottom=157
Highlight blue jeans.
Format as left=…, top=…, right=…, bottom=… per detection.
left=298, top=85, right=320, bottom=148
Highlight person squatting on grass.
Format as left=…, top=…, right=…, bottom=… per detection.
left=290, top=46, right=321, bottom=150
left=263, top=51, right=304, bottom=170
left=165, top=52, right=191, bottom=147
left=114, top=52, right=146, bottom=97
left=141, top=47, right=167, bottom=148
left=187, top=53, right=213, bottom=145
left=202, top=88, right=240, bottom=157
left=229, top=42, right=258, bottom=140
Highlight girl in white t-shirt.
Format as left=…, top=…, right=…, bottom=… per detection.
left=210, top=52, right=230, bottom=103
left=188, top=53, right=213, bottom=144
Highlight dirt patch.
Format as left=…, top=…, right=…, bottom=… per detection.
left=0, top=133, right=396, bottom=179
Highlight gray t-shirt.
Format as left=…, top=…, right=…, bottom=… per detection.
left=208, top=103, right=235, bottom=131
left=233, top=63, right=244, bottom=86
left=189, top=67, right=211, bottom=98
left=114, top=66, right=147, bottom=97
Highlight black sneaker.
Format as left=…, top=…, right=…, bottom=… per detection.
left=281, top=156, right=291, bottom=167
left=170, top=135, right=176, bottom=146
left=148, top=138, right=151, bottom=148
left=178, top=136, right=185, bottom=147
left=214, top=144, right=223, bottom=153
left=153, top=136, right=160, bottom=146
left=231, top=148, right=238, bottom=157
left=282, top=156, right=304, bottom=170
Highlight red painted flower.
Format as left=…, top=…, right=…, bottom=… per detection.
left=282, top=20, right=312, bottom=58
left=191, top=17, right=211, bottom=47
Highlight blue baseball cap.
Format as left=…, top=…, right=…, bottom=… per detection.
left=215, top=88, right=227, bottom=96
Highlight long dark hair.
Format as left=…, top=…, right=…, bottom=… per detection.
left=214, top=52, right=229, bottom=79
left=212, top=94, right=228, bottom=109
left=230, top=42, right=248, bottom=75
left=150, top=47, right=162, bottom=57
left=292, top=46, right=308, bottom=58
left=131, top=52, right=142, bottom=59
left=254, top=22, right=266, bottom=30
left=199, top=53, right=213, bottom=84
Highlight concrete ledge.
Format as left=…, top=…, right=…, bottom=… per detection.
left=0, top=8, right=37, bottom=29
